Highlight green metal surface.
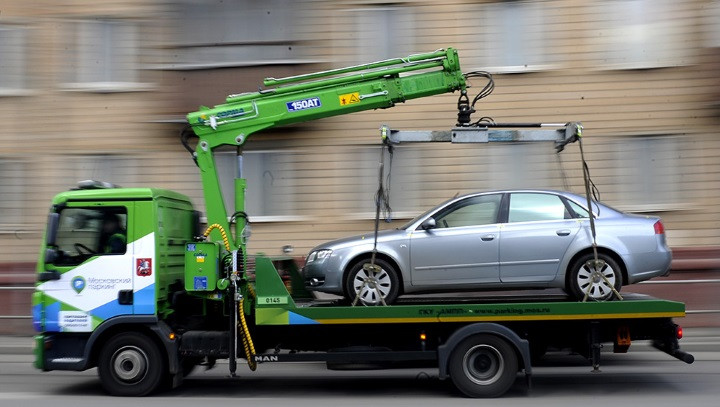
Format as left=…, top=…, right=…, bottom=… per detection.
left=184, top=242, right=220, bottom=292
left=252, top=255, right=685, bottom=326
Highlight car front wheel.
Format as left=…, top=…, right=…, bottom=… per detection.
left=345, top=258, right=400, bottom=305
left=568, top=253, right=622, bottom=301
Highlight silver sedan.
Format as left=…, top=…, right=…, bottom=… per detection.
left=303, top=190, right=671, bottom=305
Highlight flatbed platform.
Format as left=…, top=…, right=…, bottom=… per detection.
left=254, top=259, right=685, bottom=326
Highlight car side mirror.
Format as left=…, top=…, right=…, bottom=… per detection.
left=420, top=217, right=436, bottom=230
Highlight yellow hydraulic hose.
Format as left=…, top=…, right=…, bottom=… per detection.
left=202, top=223, right=257, bottom=370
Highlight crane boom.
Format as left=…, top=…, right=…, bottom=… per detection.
left=186, top=48, right=465, bottom=149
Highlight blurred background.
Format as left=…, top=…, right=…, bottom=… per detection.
left=0, top=0, right=718, bottom=332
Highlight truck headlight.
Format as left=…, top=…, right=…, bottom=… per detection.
left=306, top=249, right=332, bottom=264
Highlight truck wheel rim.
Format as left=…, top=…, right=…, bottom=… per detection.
left=577, top=261, right=616, bottom=300
left=462, top=344, right=504, bottom=385
left=112, top=346, right=148, bottom=383
left=352, top=268, right=391, bottom=305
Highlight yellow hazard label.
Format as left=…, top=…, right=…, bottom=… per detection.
left=339, top=92, right=361, bottom=106
left=196, top=256, right=205, bottom=263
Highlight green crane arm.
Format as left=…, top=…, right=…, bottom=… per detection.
left=186, top=48, right=465, bottom=149
left=185, top=48, right=466, bottom=253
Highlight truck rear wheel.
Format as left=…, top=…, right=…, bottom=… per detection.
left=449, top=334, right=518, bottom=398
left=98, top=332, right=164, bottom=396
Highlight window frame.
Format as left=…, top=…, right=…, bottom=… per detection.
left=505, top=192, right=585, bottom=224
left=51, top=205, right=129, bottom=267
left=214, top=149, right=302, bottom=223
left=59, top=18, right=151, bottom=93
left=425, top=193, right=503, bottom=230
left=0, top=23, right=32, bottom=96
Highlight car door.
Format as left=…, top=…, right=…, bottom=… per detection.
left=410, top=194, right=502, bottom=287
left=499, top=192, right=582, bottom=283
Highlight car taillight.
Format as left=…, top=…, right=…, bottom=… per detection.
left=654, top=220, right=665, bottom=235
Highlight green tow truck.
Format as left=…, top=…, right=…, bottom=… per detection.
left=32, top=48, right=693, bottom=398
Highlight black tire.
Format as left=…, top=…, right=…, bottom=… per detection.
left=97, top=332, right=165, bottom=396
left=448, top=334, right=518, bottom=398
left=345, top=258, right=400, bottom=305
left=568, top=252, right=623, bottom=301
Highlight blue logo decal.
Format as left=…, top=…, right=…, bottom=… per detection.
left=194, top=276, right=208, bottom=290
left=286, top=97, right=321, bottom=112
left=71, top=276, right=86, bottom=294
left=187, top=243, right=196, bottom=251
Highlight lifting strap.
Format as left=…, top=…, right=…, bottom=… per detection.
left=352, top=136, right=394, bottom=306
left=577, top=134, right=623, bottom=302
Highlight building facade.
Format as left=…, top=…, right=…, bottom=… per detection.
left=1, top=0, right=719, bottom=271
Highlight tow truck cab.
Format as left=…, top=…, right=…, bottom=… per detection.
left=32, top=182, right=197, bottom=370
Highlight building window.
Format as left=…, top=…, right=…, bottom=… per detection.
left=610, top=136, right=683, bottom=211
left=0, top=159, right=27, bottom=226
left=50, top=155, right=139, bottom=192
left=215, top=151, right=297, bottom=221
left=0, top=24, right=28, bottom=94
left=74, top=155, right=138, bottom=187
left=707, top=0, right=720, bottom=48
left=62, top=19, right=144, bottom=91
left=348, top=6, right=415, bottom=65
left=349, top=146, right=424, bottom=219
left=467, top=1, right=552, bottom=73
left=169, top=0, right=306, bottom=70
left=590, top=0, right=691, bottom=69
left=485, top=143, right=557, bottom=191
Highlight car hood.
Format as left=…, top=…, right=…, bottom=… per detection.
left=310, top=229, right=409, bottom=252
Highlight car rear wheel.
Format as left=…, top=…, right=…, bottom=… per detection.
left=568, top=253, right=622, bottom=301
left=345, top=258, right=400, bottom=305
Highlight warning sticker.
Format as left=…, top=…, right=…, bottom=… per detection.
left=339, top=92, right=361, bottom=106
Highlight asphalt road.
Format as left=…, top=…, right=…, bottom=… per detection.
left=1, top=330, right=719, bottom=407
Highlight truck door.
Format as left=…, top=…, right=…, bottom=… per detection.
left=37, top=204, right=134, bottom=332
left=410, top=194, right=502, bottom=287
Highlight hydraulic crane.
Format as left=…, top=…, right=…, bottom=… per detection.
left=182, top=48, right=589, bottom=373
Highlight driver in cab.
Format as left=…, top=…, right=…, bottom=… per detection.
left=99, top=213, right=126, bottom=254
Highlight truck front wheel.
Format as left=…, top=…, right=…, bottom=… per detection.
left=98, top=332, right=164, bottom=396
left=449, top=334, right=518, bottom=398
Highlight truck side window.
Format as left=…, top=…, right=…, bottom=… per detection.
left=52, top=207, right=128, bottom=266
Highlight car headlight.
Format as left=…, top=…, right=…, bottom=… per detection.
left=306, top=249, right=332, bottom=264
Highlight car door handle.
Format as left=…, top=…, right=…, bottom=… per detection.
left=556, top=229, right=571, bottom=236
left=481, top=234, right=496, bottom=241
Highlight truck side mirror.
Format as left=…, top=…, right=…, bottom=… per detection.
left=46, top=213, right=60, bottom=246
left=420, top=217, right=436, bottom=230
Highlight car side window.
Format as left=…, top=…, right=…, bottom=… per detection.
left=434, top=194, right=501, bottom=228
left=566, top=200, right=590, bottom=218
left=508, top=193, right=567, bottom=223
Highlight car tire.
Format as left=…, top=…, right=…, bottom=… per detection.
left=568, top=252, right=622, bottom=301
left=449, top=334, right=518, bottom=398
left=97, top=332, right=165, bottom=396
left=345, top=258, right=400, bottom=305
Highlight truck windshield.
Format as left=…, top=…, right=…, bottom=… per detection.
left=52, top=207, right=128, bottom=266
